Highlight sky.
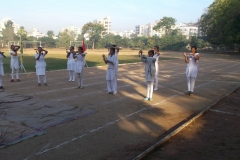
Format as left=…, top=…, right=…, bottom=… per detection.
left=1, top=0, right=214, bottom=35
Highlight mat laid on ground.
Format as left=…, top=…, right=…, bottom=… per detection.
left=0, top=92, right=97, bottom=149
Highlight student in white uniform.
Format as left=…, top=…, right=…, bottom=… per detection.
left=0, top=51, right=6, bottom=91
left=75, top=46, right=86, bottom=89
left=102, top=47, right=117, bottom=94
left=35, top=47, right=48, bottom=86
left=183, top=46, right=200, bottom=95
left=139, top=50, right=156, bottom=101
left=66, top=46, right=76, bottom=82
left=10, top=45, right=20, bottom=82
left=153, top=46, right=160, bottom=90
left=112, top=45, right=120, bottom=94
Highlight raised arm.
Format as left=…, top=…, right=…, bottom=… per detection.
left=139, top=51, right=147, bottom=63
left=194, top=53, right=200, bottom=60
left=66, top=50, right=71, bottom=58
left=183, top=52, right=189, bottom=63
left=0, top=52, right=6, bottom=58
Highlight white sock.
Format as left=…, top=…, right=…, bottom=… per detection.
left=37, top=75, right=41, bottom=83
left=43, top=75, right=47, bottom=83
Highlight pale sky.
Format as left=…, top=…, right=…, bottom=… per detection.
left=1, top=0, right=213, bottom=35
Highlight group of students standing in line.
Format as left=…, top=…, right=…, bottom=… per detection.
left=0, top=44, right=200, bottom=101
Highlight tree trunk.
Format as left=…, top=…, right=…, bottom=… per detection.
left=92, top=40, right=95, bottom=49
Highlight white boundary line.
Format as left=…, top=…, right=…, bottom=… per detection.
left=35, top=80, right=215, bottom=155
left=209, top=109, right=240, bottom=116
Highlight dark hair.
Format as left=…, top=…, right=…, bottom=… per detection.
left=78, top=46, right=83, bottom=50
left=154, top=45, right=159, bottom=51
left=70, top=46, right=74, bottom=49
left=191, top=46, right=197, bottom=53
left=112, top=45, right=116, bottom=47
left=148, top=50, right=154, bottom=55
left=110, top=47, right=115, bottom=53
left=38, top=46, right=42, bottom=49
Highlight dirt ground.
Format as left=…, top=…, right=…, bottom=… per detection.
left=144, top=87, right=240, bottom=160
left=0, top=51, right=240, bottom=160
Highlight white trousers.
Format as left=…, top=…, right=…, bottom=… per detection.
left=77, top=72, right=84, bottom=87
left=113, top=73, right=117, bottom=92
left=11, top=68, right=19, bottom=79
left=107, top=80, right=114, bottom=92
left=187, top=77, right=196, bottom=92
left=154, top=74, right=158, bottom=89
left=147, top=81, right=154, bottom=98
left=0, top=75, right=2, bottom=86
left=69, top=70, right=75, bottom=81
left=37, top=75, right=46, bottom=83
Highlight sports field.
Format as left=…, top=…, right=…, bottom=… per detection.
left=0, top=51, right=240, bottom=159
left=0, top=48, right=176, bottom=73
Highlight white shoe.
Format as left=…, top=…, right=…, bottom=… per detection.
left=154, top=88, right=158, bottom=91
left=71, top=79, right=75, bottom=82
left=113, top=91, right=117, bottom=95
left=69, top=79, right=72, bottom=82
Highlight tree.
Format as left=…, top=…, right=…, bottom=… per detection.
left=1, top=20, right=16, bottom=43
left=81, top=22, right=105, bottom=49
left=38, top=37, right=56, bottom=48
left=153, top=17, right=176, bottom=35
left=17, top=26, right=28, bottom=40
left=47, top=30, right=54, bottom=38
left=200, top=0, right=240, bottom=45
left=57, top=29, right=75, bottom=48
left=76, top=34, right=84, bottom=41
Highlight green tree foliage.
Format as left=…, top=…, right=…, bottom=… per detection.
left=1, top=20, right=16, bottom=43
left=153, top=17, right=176, bottom=35
left=47, top=30, right=54, bottom=38
left=57, top=29, right=75, bottom=48
left=17, top=26, right=28, bottom=40
left=159, top=30, right=188, bottom=50
left=200, top=0, right=240, bottom=44
left=38, top=37, right=56, bottom=48
left=81, top=22, right=106, bottom=49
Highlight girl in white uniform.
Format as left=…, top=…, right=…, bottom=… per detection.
left=112, top=45, right=120, bottom=94
left=35, top=47, right=48, bottom=86
left=10, top=45, right=20, bottom=82
left=140, top=50, right=156, bottom=101
left=0, top=51, right=6, bottom=90
left=103, top=48, right=117, bottom=94
left=75, top=47, right=86, bottom=89
left=183, top=46, right=200, bottom=95
left=66, top=46, right=76, bottom=82
left=153, top=46, right=160, bottom=90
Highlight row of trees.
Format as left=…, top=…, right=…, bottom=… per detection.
left=1, top=16, right=214, bottom=51
left=200, top=0, right=240, bottom=51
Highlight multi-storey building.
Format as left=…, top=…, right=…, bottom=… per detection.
left=0, top=18, right=20, bottom=36
left=27, top=28, right=46, bottom=38
left=93, top=16, right=111, bottom=34
left=61, top=25, right=81, bottom=39
left=175, top=23, right=198, bottom=39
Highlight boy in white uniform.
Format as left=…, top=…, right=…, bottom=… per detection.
left=139, top=50, right=156, bottom=101
left=103, top=48, right=117, bottom=94
left=75, top=47, right=86, bottom=89
left=35, top=47, right=48, bottom=86
left=153, top=46, right=160, bottom=90
left=0, top=51, right=6, bottom=90
left=10, top=45, right=20, bottom=82
left=183, top=46, right=200, bottom=95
